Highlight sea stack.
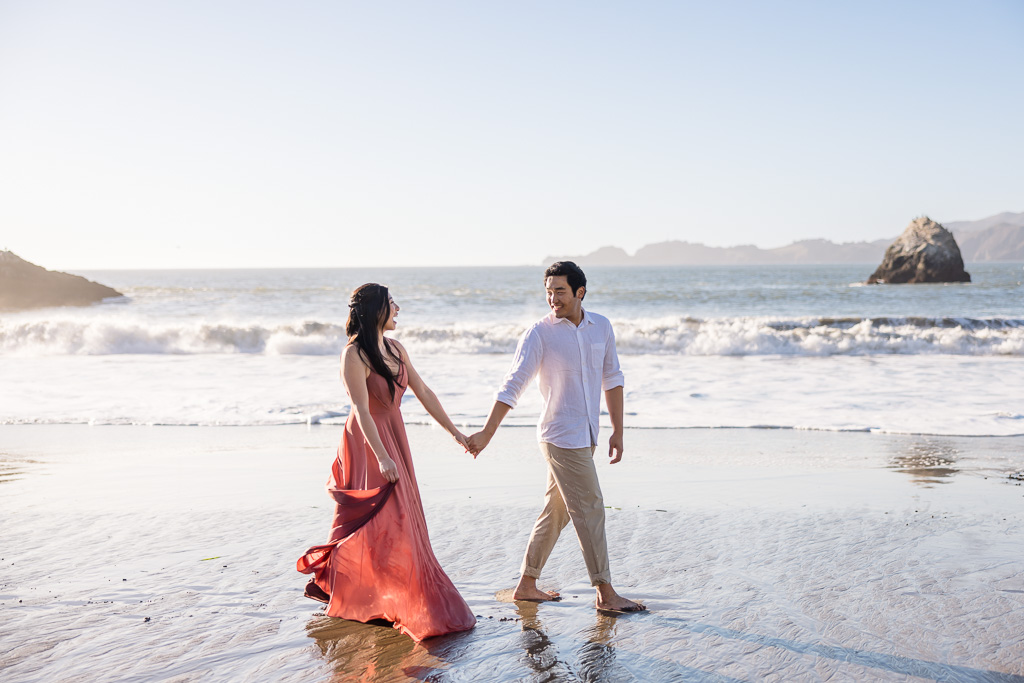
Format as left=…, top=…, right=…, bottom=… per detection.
left=867, top=217, right=970, bottom=284
left=0, top=250, right=123, bottom=310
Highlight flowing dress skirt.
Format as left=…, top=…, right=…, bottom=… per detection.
left=297, top=370, right=476, bottom=642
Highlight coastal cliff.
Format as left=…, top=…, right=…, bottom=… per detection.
left=0, top=250, right=123, bottom=310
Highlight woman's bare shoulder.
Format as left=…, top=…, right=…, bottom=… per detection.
left=387, top=337, right=409, bottom=358
left=341, top=343, right=371, bottom=374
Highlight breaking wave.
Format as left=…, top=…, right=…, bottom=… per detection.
left=2, top=316, right=1023, bottom=356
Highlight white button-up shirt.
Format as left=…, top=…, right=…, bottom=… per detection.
left=495, top=309, right=625, bottom=449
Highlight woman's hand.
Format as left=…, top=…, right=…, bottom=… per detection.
left=466, top=431, right=491, bottom=458
left=378, top=456, right=399, bottom=483
left=453, top=431, right=471, bottom=453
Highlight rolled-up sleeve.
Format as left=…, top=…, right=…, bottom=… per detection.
left=495, top=327, right=542, bottom=408
left=601, top=325, right=624, bottom=391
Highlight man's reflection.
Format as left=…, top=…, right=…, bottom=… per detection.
left=513, top=599, right=625, bottom=682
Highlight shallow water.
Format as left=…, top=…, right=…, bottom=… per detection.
left=2, top=423, right=1024, bottom=679
left=1, top=425, right=1022, bottom=681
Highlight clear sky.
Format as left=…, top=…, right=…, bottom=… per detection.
left=1, top=1, right=1022, bottom=269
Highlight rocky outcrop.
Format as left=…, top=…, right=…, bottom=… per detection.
left=867, top=217, right=970, bottom=284
left=0, top=250, right=123, bottom=310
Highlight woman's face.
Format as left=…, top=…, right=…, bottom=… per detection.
left=382, top=295, right=400, bottom=332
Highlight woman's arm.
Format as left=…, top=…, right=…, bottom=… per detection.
left=341, top=345, right=399, bottom=482
left=393, top=340, right=469, bottom=450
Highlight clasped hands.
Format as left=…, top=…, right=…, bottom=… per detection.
left=455, top=429, right=625, bottom=463
left=452, top=430, right=490, bottom=458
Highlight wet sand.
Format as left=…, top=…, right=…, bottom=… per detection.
left=1, top=424, right=1023, bottom=682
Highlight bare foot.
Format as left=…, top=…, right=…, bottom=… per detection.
left=513, top=586, right=562, bottom=602
left=595, top=584, right=646, bottom=613
left=513, top=575, right=562, bottom=602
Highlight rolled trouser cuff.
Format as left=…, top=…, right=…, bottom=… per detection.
left=520, top=563, right=543, bottom=579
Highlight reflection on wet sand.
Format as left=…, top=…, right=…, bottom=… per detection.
left=0, top=456, right=42, bottom=484
left=305, top=601, right=646, bottom=682
left=308, top=593, right=1024, bottom=681
left=0, top=463, right=25, bottom=484
left=514, top=599, right=655, bottom=683
left=887, top=439, right=961, bottom=486
left=306, top=614, right=457, bottom=681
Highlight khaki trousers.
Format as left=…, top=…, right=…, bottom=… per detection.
left=520, top=442, right=611, bottom=586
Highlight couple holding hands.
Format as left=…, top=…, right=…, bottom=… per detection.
left=297, top=261, right=644, bottom=643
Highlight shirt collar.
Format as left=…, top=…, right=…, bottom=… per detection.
left=549, top=308, right=593, bottom=328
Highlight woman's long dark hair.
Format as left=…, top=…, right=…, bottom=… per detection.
left=346, top=283, right=403, bottom=400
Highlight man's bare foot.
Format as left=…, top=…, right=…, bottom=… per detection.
left=595, top=584, right=646, bottom=613
left=514, top=587, right=561, bottom=602
left=513, top=576, right=562, bottom=602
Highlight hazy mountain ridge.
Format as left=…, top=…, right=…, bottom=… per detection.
left=545, top=211, right=1024, bottom=265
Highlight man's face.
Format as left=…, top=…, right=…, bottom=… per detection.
left=545, top=275, right=584, bottom=319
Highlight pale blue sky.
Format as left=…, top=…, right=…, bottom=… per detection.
left=1, top=1, right=1021, bottom=268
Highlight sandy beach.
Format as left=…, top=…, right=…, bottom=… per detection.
left=1, top=424, right=1022, bottom=681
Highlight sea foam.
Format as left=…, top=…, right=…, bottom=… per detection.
left=3, top=316, right=1023, bottom=357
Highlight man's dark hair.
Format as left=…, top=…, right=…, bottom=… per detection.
left=545, top=261, right=587, bottom=298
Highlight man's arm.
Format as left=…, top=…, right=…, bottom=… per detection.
left=469, top=327, right=541, bottom=457
left=605, top=386, right=624, bottom=464
left=602, top=321, right=625, bottom=464
left=466, top=401, right=512, bottom=457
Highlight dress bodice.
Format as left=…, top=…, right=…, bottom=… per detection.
left=366, top=365, right=406, bottom=412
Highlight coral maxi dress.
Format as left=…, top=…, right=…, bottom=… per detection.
left=297, top=366, right=476, bottom=642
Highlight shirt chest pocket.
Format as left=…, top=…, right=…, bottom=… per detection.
left=590, top=342, right=605, bottom=367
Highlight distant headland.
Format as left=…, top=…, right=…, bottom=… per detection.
left=544, top=211, right=1024, bottom=266
left=0, top=250, right=123, bottom=310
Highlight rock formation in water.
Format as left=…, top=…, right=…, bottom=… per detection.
left=867, top=217, right=970, bottom=284
left=0, top=250, right=123, bottom=310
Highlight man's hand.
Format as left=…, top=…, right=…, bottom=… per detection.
left=466, top=431, right=491, bottom=458
left=608, top=431, right=623, bottom=464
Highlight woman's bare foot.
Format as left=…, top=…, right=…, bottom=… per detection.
left=513, top=575, right=562, bottom=602
left=595, top=583, right=646, bottom=612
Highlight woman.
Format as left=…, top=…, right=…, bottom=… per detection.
left=297, top=283, right=476, bottom=642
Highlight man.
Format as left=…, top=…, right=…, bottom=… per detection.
left=467, top=261, right=645, bottom=613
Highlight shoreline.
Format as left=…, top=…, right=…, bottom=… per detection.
left=2, top=424, right=1022, bottom=681
left=6, top=352, right=1024, bottom=438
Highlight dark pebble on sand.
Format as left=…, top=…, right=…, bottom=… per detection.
left=143, top=617, right=150, bottom=622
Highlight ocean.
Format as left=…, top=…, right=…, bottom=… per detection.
left=2, top=264, right=1023, bottom=435
left=3, top=265, right=1024, bottom=682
